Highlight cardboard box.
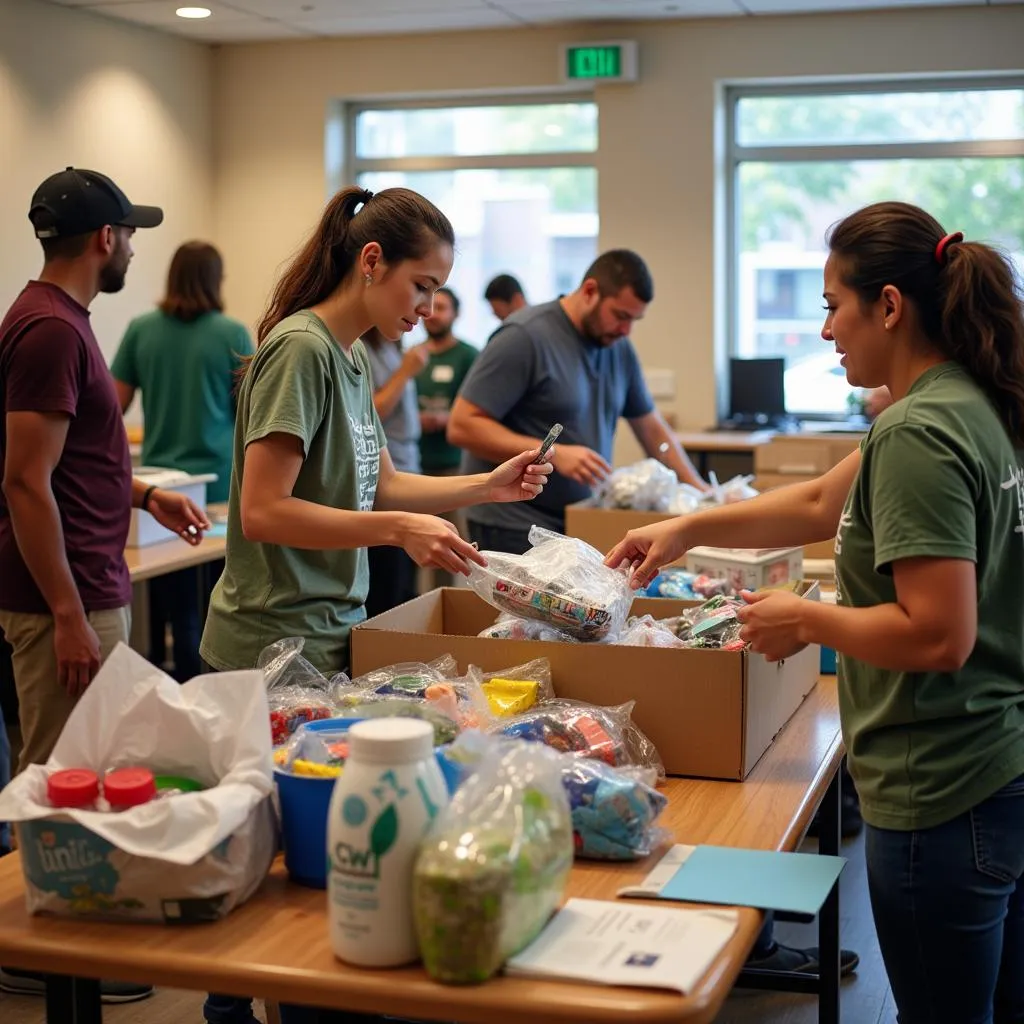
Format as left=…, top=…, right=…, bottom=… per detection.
left=350, top=587, right=820, bottom=781
left=128, top=468, right=216, bottom=547
left=685, top=546, right=803, bottom=593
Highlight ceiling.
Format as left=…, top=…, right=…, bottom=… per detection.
left=46, top=0, right=1019, bottom=44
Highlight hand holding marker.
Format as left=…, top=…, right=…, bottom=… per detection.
left=533, top=423, right=563, bottom=464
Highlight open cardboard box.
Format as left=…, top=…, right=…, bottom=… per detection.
left=565, top=501, right=836, bottom=571
left=350, top=584, right=821, bottom=781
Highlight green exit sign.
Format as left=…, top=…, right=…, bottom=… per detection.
left=562, top=41, right=638, bottom=84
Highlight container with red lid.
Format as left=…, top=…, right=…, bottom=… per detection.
left=47, top=769, right=101, bottom=809
left=103, top=767, right=157, bottom=811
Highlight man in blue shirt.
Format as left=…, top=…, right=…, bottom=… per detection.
left=450, top=249, right=706, bottom=553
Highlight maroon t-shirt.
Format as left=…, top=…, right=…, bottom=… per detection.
left=0, top=281, right=132, bottom=614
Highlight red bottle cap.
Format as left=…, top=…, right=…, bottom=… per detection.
left=47, top=769, right=100, bottom=808
left=103, top=767, right=157, bottom=809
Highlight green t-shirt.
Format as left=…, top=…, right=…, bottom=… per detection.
left=835, top=362, right=1024, bottom=831
left=415, top=339, right=478, bottom=471
left=200, top=311, right=386, bottom=675
left=111, top=311, right=254, bottom=503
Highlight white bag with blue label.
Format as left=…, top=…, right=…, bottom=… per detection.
left=0, top=643, right=276, bottom=922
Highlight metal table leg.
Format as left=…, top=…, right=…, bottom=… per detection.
left=46, top=975, right=102, bottom=1024
left=817, top=759, right=842, bottom=1024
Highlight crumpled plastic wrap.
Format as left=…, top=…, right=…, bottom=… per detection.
left=614, top=614, right=687, bottom=648
left=597, top=458, right=679, bottom=512
left=477, top=612, right=580, bottom=645
left=468, top=527, right=634, bottom=642
left=413, top=741, right=573, bottom=984
left=662, top=595, right=748, bottom=651
left=495, top=698, right=664, bottom=780
left=258, top=638, right=346, bottom=746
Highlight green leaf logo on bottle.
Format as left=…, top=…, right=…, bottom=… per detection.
left=331, top=775, right=403, bottom=880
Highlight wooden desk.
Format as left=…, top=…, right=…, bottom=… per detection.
left=676, top=431, right=775, bottom=480
left=0, top=680, right=843, bottom=1024
left=125, top=533, right=227, bottom=584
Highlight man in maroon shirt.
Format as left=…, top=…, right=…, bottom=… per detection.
left=0, top=167, right=213, bottom=1001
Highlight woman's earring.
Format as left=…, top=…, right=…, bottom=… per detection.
left=364, top=273, right=373, bottom=287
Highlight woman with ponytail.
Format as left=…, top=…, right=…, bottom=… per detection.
left=607, top=201, right=1024, bottom=1021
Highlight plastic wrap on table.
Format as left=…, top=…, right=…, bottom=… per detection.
left=258, top=638, right=342, bottom=746
left=413, top=741, right=572, bottom=984
left=614, top=614, right=687, bottom=649
left=596, top=458, right=679, bottom=512
left=477, top=613, right=579, bottom=645
left=495, top=698, right=664, bottom=780
left=467, top=527, right=634, bottom=642
left=446, top=733, right=669, bottom=862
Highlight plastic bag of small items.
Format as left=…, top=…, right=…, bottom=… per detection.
left=413, top=741, right=573, bottom=984
left=477, top=612, right=580, bottom=645
left=464, top=658, right=556, bottom=718
left=597, top=458, right=679, bottom=512
left=495, top=698, right=665, bottom=781
left=467, top=527, right=634, bottom=642
left=662, top=594, right=748, bottom=651
left=614, top=614, right=687, bottom=649
left=259, top=637, right=343, bottom=746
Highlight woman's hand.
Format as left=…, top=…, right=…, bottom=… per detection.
left=149, top=489, right=211, bottom=546
left=486, top=449, right=554, bottom=504
left=604, top=519, right=690, bottom=590
left=736, top=589, right=809, bottom=662
left=398, top=514, right=487, bottom=577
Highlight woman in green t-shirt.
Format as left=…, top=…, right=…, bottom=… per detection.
left=607, top=201, right=1024, bottom=1023
left=200, top=188, right=551, bottom=1024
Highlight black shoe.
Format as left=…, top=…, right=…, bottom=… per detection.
left=0, top=967, right=154, bottom=1003
left=745, top=941, right=859, bottom=977
left=806, top=791, right=864, bottom=839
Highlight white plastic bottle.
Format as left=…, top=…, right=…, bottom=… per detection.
left=327, top=718, right=449, bottom=967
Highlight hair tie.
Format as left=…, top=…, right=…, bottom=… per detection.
left=934, top=231, right=963, bottom=265
left=361, top=188, right=374, bottom=204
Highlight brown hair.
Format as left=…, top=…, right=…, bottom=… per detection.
left=828, top=201, right=1024, bottom=444
left=256, top=185, right=454, bottom=344
left=583, top=249, right=654, bottom=303
left=158, top=241, right=224, bottom=322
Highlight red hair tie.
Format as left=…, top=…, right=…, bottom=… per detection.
left=935, top=231, right=964, bottom=265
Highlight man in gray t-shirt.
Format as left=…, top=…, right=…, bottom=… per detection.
left=450, top=249, right=707, bottom=554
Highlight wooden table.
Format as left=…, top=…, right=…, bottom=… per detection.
left=676, top=431, right=775, bottom=480
left=0, top=679, right=844, bottom=1024
left=125, top=533, right=227, bottom=584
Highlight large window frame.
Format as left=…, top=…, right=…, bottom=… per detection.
left=725, top=76, right=1024, bottom=420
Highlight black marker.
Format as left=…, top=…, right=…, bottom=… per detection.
left=533, top=423, right=563, bottom=464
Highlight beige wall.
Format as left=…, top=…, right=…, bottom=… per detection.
left=213, top=4, right=1024, bottom=436
left=0, top=0, right=214, bottom=376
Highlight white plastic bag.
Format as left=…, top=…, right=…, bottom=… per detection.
left=468, top=527, right=634, bottom=641
left=0, top=644, right=276, bottom=922
left=598, top=458, right=679, bottom=512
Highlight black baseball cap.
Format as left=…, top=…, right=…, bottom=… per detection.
left=29, top=167, right=163, bottom=239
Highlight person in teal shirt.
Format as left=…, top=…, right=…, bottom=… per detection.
left=607, top=202, right=1024, bottom=1023
left=198, top=185, right=552, bottom=1024
left=111, top=242, right=253, bottom=680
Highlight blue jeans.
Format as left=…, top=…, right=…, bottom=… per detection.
left=865, top=773, right=1024, bottom=1024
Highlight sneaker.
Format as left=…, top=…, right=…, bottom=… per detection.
left=745, top=941, right=859, bottom=977
left=0, top=966, right=154, bottom=1003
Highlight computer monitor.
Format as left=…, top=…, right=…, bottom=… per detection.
left=728, top=357, right=787, bottom=420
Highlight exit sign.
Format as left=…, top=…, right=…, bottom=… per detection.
left=562, top=41, right=638, bottom=84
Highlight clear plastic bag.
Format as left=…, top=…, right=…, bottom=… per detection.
left=413, top=741, right=573, bottom=984
left=614, top=614, right=687, bottom=649
left=477, top=613, right=580, bottom=645
left=273, top=722, right=350, bottom=778
left=469, top=658, right=555, bottom=718
left=258, top=638, right=342, bottom=746
left=663, top=595, right=748, bottom=651
left=468, top=527, right=634, bottom=642
left=597, top=458, right=679, bottom=512
left=333, top=656, right=460, bottom=705
left=445, top=733, right=669, bottom=862
left=495, top=698, right=664, bottom=780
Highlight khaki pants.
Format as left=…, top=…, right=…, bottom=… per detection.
left=0, top=606, right=131, bottom=772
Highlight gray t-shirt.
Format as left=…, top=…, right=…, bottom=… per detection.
left=460, top=299, right=654, bottom=532
left=364, top=339, right=421, bottom=473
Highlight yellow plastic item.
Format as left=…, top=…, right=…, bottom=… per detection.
left=481, top=678, right=539, bottom=717
left=290, top=759, right=342, bottom=778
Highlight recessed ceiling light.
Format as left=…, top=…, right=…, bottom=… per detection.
left=176, top=6, right=211, bottom=18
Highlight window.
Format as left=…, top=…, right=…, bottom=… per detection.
left=727, top=82, right=1024, bottom=418
left=347, top=100, right=598, bottom=347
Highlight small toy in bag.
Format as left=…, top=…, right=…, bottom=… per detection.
left=273, top=723, right=352, bottom=778
left=258, top=638, right=341, bottom=746
left=467, top=527, right=634, bottom=642
left=465, top=658, right=555, bottom=718
left=334, top=656, right=460, bottom=705
left=413, top=742, right=572, bottom=984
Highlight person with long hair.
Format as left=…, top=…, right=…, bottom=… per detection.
left=112, top=241, right=253, bottom=680
left=198, top=186, right=550, bottom=1024
left=607, top=201, right=1024, bottom=1021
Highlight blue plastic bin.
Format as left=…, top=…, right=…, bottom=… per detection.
left=274, top=717, right=462, bottom=889
left=821, top=646, right=837, bottom=674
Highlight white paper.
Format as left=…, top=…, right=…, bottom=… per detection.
left=0, top=643, right=273, bottom=865
left=617, top=844, right=696, bottom=898
left=505, top=897, right=738, bottom=995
